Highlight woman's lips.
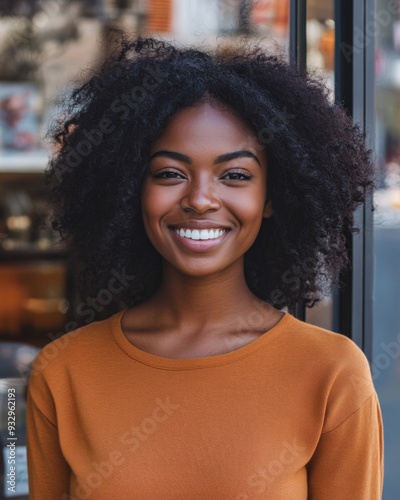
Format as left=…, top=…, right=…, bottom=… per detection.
left=168, top=227, right=230, bottom=252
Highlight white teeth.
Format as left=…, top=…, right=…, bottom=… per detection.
left=173, top=228, right=226, bottom=240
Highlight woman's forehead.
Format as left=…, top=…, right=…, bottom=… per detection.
left=151, top=102, right=265, bottom=154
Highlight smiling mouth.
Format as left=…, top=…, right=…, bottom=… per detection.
left=171, top=228, right=227, bottom=241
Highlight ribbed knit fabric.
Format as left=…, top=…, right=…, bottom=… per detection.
left=26, top=310, right=383, bottom=499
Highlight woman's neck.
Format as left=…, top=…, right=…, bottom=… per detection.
left=145, top=258, right=266, bottom=332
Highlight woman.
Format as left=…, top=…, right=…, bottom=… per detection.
left=26, top=36, right=383, bottom=499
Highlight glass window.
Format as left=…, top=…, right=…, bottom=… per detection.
left=305, top=0, right=335, bottom=331
left=373, top=1, right=400, bottom=497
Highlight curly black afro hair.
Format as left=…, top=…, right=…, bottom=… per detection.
left=45, top=34, right=376, bottom=318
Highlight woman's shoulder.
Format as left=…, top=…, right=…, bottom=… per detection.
left=286, top=313, right=371, bottom=367
left=282, top=314, right=377, bottom=432
left=29, top=311, right=119, bottom=379
left=285, top=313, right=376, bottom=397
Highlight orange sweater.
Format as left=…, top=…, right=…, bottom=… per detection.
left=26, top=309, right=383, bottom=499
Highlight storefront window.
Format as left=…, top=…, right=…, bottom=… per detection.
left=373, top=1, right=400, bottom=497
left=305, top=0, right=335, bottom=330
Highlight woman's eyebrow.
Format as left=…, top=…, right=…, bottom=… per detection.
left=149, top=150, right=261, bottom=166
left=149, top=150, right=191, bottom=163
left=213, top=150, right=261, bottom=166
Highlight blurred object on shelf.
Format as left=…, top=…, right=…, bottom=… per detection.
left=393, top=196, right=400, bottom=210
left=0, top=171, right=70, bottom=345
left=385, top=160, right=400, bottom=187
left=0, top=173, right=65, bottom=253
left=19, top=262, right=65, bottom=299
left=274, top=0, right=289, bottom=38
left=0, top=267, right=29, bottom=335
left=307, top=0, right=333, bottom=20
left=374, top=187, right=400, bottom=228
left=0, top=0, right=42, bottom=17
left=1, top=189, right=32, bottom=249
left=307, top=19, right=335, bottom=72
left=0, top=149, right=48, bottom=172
left=147, top=0, right=172, bottom=33
left=250, top=0, right=275, bottom=35
left=0, top=262, right=67, bottom=337
left=0, top=343, right=40, bottom=379
left=0, top=83, right=41, bottom=153
left=318, top=26, right=334, bottom=71
left=250, top=0, right=289, bottom=38
left=23, top=297, right=65, bottom=332
left=306, top=12, right=334, bottom=100
left=0, top=1, right=80, bottom=83
left=394, top=19, right=400, bottom=52
left=375, top=186, right=400, bottom=209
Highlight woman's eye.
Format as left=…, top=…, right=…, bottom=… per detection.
left=152, top=170, right=184, bottom=179
left=223, top=171, right=254, bottom=181
left=152, top=170, right=253, bottom=181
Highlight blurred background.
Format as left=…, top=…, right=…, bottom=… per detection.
left=0, top=0, right=398, bottom=498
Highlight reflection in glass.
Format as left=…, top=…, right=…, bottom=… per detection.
left=374, top=1, right=400, bottom=498
left=305, top=0, right=335, bottom=330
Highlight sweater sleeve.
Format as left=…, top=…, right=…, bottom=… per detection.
left=307, top=391, right=384, bottom=500
left=26, top=366, right=70, bottom=499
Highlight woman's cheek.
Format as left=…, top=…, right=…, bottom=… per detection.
left=228, top=196, right=266, bottom=224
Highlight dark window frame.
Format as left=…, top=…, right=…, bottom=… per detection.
left=289, top=0, right=375, bottom=364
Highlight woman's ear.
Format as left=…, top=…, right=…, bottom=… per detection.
left=263, top=198, right=274, bottom=218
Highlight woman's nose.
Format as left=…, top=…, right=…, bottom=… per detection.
left=180, top=177, right=221, bottom=214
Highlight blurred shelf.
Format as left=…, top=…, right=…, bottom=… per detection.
left=0, top=248, right=68, bottom=262
left=0, top=325, right=67, bottom=347
left=0, top=334, right=53, bottom=348
left=0, top=150, right=49, bottom=173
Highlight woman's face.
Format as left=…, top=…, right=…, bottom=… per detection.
left=140, top=101, right=273, bottom=277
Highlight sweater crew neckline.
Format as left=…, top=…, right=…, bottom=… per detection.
left=111, top=308, right=293, bottom=370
